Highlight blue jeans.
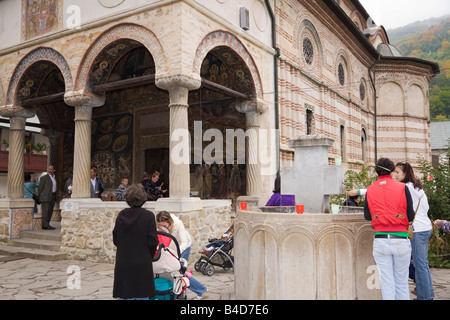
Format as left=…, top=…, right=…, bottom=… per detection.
left=373, top=237, right=411, bottom=300
left=411, top=230, right=434, bottom=300
left=181, top=247, right=207, bottom=297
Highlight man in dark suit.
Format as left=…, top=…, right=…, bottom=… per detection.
left=38, top=165, right=57, bottom=230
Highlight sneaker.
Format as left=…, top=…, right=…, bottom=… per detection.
left=194, top=288, right=208, bottom=300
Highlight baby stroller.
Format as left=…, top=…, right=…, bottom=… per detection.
left=194, top=235, right=234, bottom=276
left=152, top=231, right=190, bottom=300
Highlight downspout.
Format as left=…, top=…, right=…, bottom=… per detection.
left=265, top=0, right=281, bottom=177
left=369, top=54, right=381, bottom=163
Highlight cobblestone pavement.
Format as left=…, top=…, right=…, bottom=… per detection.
left=0, top=255, right=448, bottom=300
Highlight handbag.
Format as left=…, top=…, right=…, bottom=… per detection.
left=408, top=198, right=421, bottom=240
left=32, top=194, right=41, bottom=205
left=25, top=184, right=40, bottom=205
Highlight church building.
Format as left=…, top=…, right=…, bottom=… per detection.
left=0, top=0, right=439, bottom=262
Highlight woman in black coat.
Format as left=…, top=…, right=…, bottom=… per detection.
left=113, top=184, right=159, bottom=300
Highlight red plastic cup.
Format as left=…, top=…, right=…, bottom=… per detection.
left=296, top=205, right=304, bottom=214
left=239, top=202, right=247, bottom=210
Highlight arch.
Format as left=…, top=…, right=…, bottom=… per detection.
left=349, top=10, right=366, bottom=30
left=406, top=83, right=426, bottom=117
left=192, top=30, right=263, bottom=99
left=335, top=49, right=352, bottom=89
left=75, top=23, right=168, bottom=93
left=0, top=79, right=5, bottom=106
left=6, top=47, right=73, bottom=106
left=296, top=19, right=324, bottom=68
left=378, top=81, right=405, bottom=114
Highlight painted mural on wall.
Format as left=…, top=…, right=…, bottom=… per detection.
left=22, top=0, right=63, bottom=40
left=91, top=113, right=133, bottom=191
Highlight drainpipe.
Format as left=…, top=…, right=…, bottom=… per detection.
left=265, top=0, right=281, bottom=177
left=369, top=54, right=381, bottom=163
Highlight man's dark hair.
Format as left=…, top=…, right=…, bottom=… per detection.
left=375, top=158, right=395, bottom=176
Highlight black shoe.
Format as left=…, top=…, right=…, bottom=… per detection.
left=42, top=226, right=55, bottom=230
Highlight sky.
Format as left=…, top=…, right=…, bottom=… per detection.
left=359, top=0, right=450, bottom=30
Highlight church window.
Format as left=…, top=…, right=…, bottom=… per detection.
left=303, top=38, right=314, bottom=65
left=338, top=63, right=345, bottom=86
left=306, top=109, right=314, bottom=135
left=360, top=82, right=366, bottom=101
left=361, top=128, right=367, bottom=164
left=340, top=124, right=346, bottom=162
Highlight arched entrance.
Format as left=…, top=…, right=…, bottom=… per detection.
left=4, top=47, right=73, bottom=200
left=88, top=42, right=168, bottom=195
left=190, top=31, right=265, bottom=200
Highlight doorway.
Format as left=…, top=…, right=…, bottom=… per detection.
left=144, top=148, right=169, bottom=192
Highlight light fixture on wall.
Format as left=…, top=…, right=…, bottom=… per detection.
left=240, top=7, right=250, bottom=31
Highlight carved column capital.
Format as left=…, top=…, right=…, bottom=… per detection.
left=64, top=90, right=105, bottom=108
left=41, top=129, right=63, bottom=140
left=235, top=99, right=268, bottom=128
left=156, top=75, right=201, bottom=105
left=0, top=105, right=35, bottom=120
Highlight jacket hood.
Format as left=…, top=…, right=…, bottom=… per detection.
left=117, top=207, right=145, bottom=230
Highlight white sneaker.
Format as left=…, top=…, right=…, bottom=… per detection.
left=194, top=288, right=208, bottom=300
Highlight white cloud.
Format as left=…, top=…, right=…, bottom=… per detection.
left=359, top=0, right=450, bottom=29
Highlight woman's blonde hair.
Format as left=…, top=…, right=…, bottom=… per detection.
left=156, top=211, right=174, bottom=233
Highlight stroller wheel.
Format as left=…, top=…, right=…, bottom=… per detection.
left=203, top=264, right=215, bottom=276
left=194, top=260, right=201, bottom=272
left=198, top=261, right=207, bottom=273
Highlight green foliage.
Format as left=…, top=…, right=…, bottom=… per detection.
left=418, top=145, right=450, bottom=268
left=418, top=149, right=450, bottom=222
left=330, top=163, right=377, bottom=207
left=392, top=18, right=450, bottom=121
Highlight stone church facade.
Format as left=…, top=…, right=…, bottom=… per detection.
left=0, top=0, right=439, bottom=262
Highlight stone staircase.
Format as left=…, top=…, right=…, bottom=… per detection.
left=0, top=222, right=67, bottom=261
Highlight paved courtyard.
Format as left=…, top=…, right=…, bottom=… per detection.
left=0, top=254, right=448, bottom=300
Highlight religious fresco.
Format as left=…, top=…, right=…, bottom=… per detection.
left=89, top=39, right=148, bottom=92
left=188, top=98, right=247, bottom=200
left=187, top=49, right=250, bottom=199
left=91, top=113, right=133, bottom=191
left=22, top=0, right=63, bottom=40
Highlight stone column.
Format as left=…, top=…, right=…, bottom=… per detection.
left=8, top=117, right=27, bottom=198
left=0, top=108, right=35, bottom=198
left=41, top=129, right=62, bottom=169
left=64, top=92, right=105, bottom=198
left=156, top=76, right=201, bottom=199
left=236, top=100, right=268, bottom=197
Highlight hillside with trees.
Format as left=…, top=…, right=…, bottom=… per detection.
left=388, top=16, right=450, bottom=121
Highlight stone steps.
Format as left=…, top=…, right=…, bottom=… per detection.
left=0, top=223, right=67, bottom=261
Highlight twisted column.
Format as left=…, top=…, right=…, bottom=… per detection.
left=156, top=76, right=201, bottom=198
left=8, top=117, right=26, bottom=198
left=236, top=100, right=268, bottom=197
left=64, top=91, right=105, bottom=198
left=0, top=107, right=35, bottom=198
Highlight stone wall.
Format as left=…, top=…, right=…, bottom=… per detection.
left=59, top=199, right=234, bottom=264
left=0, top=198, right=35, bottom=243
left=234, top=209, right=382, bottom=300
left=0, top=208, right=9, bottom=243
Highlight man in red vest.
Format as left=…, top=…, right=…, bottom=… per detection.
left=364, top=158, right=414, bottom=300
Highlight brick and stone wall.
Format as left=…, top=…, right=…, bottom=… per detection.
left=59, top=199, right=234, bottom=264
